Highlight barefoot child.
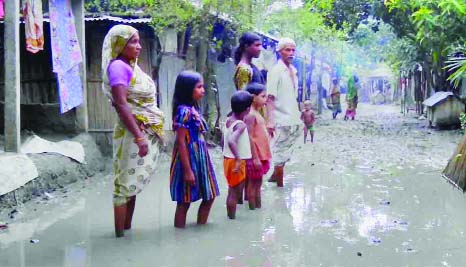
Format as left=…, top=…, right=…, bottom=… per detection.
left=170, top=71, right=220, bottom=228
left=223, top=91, right=253, bottom=219
left=301, top=100, right=316, bottom=143
left=244, top=83, right=271, bottom=210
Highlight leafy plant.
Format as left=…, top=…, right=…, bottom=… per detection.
left=446, top=47, right=466, bottom=88
left=460, top=112, right=466, bottom=134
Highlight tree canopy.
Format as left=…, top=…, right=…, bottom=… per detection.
left=85, top=0, right=466, bottom=91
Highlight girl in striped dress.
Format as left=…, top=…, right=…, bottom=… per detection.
left=170, top=71, right=220, bottom=228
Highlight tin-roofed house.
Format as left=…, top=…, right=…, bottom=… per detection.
left=423, top=91, right=465, bottom=128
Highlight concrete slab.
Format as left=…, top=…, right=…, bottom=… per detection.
left=0, top=153, right=38, bottom=196
left=21, top=135, right=85, bottom=163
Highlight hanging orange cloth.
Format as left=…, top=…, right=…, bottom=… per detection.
left=23, top=0, right=44, bottom=53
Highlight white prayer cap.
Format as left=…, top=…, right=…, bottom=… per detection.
left=277, top=38, right=296, bottom=51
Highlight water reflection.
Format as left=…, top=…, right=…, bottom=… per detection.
left=286, top=182, right=312, bottom=233
left=0, top=198, right=85, bottom=248
left=283, top=164, right=413, bottom=249
left=65, top=246, right=87, bottom=267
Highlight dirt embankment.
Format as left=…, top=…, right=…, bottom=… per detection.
left=0, top=134, right=106, bottom=210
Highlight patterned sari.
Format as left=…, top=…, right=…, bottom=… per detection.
left=102, top=25, right=165, bottom=206
left=233, top=63, right=265, bottom=90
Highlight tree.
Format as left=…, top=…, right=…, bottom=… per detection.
left=307, top=0, right=466, bottom=94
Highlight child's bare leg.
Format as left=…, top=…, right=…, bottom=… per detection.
left=238, top=178, right=246, bottom=204
left=197, top=199, right=214, bottom=225
left=228, top=181, right=245, bottom=219
left=174, top=202, right=190, bottom=228
left=303, top=126, right=308, bottom=144
left=124, top=196, right=136, bottom=230
left=247, top=178, right=256, bottom=210
left=255, top=180, right=262, bottom=209
left=244, top=177, right=249, bottom=201
left=227, top=186, right=238, bottom=219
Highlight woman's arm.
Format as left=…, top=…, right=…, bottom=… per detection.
left=176, top=127, right=195, bottom=186
left=111, top=84, right=148, bottom=157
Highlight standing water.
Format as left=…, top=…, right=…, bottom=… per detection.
left=1, top=104, right=465, bottom=267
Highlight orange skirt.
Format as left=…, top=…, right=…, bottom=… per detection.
left=223, top=158, right=246, bottom=187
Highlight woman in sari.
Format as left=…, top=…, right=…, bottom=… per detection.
left=233, top=32, right=265, bottom=203
left=102, top=25, right=165, bottom=237
left=233, top=32, right=265, bottom=90
left=345, top=75, right=359, bottom=121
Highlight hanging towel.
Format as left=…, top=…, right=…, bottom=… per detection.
left=0, top=0, right=4, bottom=19
left=23, top=0, right=44, bottom=53
left=49, top=0, right=83, bottom=113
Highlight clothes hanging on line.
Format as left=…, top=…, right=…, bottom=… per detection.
left=0, top=0, right=5, bottom=19
left=49, top=0, right=83, bottom=113
left=23, top=0, right=44, bottom=53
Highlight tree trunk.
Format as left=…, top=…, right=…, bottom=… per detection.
left=317, top=72, right=323, bottom=115
left=195, top=18, right=209, bottom=118
left=195, top=15, right=217, bottom=136
left=414, top=69, right=422, bottom=115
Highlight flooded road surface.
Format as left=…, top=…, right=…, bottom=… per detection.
left=1, top=104, right=466, bottom=267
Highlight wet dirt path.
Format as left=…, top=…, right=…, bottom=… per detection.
left=1, top=104, right=465, bottom=267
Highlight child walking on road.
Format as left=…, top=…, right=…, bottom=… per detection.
left=301, top=100, right=316, bottom=143
left=223, top=91, right=253, bottom=219
left=244, top=83, right=271, bottom=210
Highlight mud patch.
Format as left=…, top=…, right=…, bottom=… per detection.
left=0, top=134, right=106, bottom=210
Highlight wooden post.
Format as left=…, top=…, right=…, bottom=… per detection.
left=4, top=0, right=21, bottom=152
left=72, top=0, right=88, bottom=132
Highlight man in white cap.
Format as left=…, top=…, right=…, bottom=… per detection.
left=266, top=38, right=302, bottom=187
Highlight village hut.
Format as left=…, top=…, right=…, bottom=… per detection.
left=423, top=91, right=465, bottom=128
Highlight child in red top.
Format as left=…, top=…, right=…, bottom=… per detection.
left=244, top=83, right=272, bottom=210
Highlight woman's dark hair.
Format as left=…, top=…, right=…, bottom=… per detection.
left=172, top=70, right=203, bottom=120
left=234, top=32, right=261, bottom=65
left=246, top=82, right=266, bottom=96
left=231, top=91, right=253, bottom=115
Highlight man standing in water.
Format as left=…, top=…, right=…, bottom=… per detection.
left=266, top=38, right=302, bottom=187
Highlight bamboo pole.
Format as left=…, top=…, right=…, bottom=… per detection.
left=4, top=0, right=21, bottom=152
left=72, top=0, right=88, bottom=132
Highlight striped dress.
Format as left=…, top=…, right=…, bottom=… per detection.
left=170, top=105, right=220, bottom=203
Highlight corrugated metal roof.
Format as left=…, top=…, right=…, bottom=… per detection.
left=85, top=15, right=151, bottom=24
left=0, top=15, right=151, bottom=24
left=423, top=91, right=457, bottom=107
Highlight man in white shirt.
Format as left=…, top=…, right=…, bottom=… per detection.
left=266, top=38, right=302, bottom=187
